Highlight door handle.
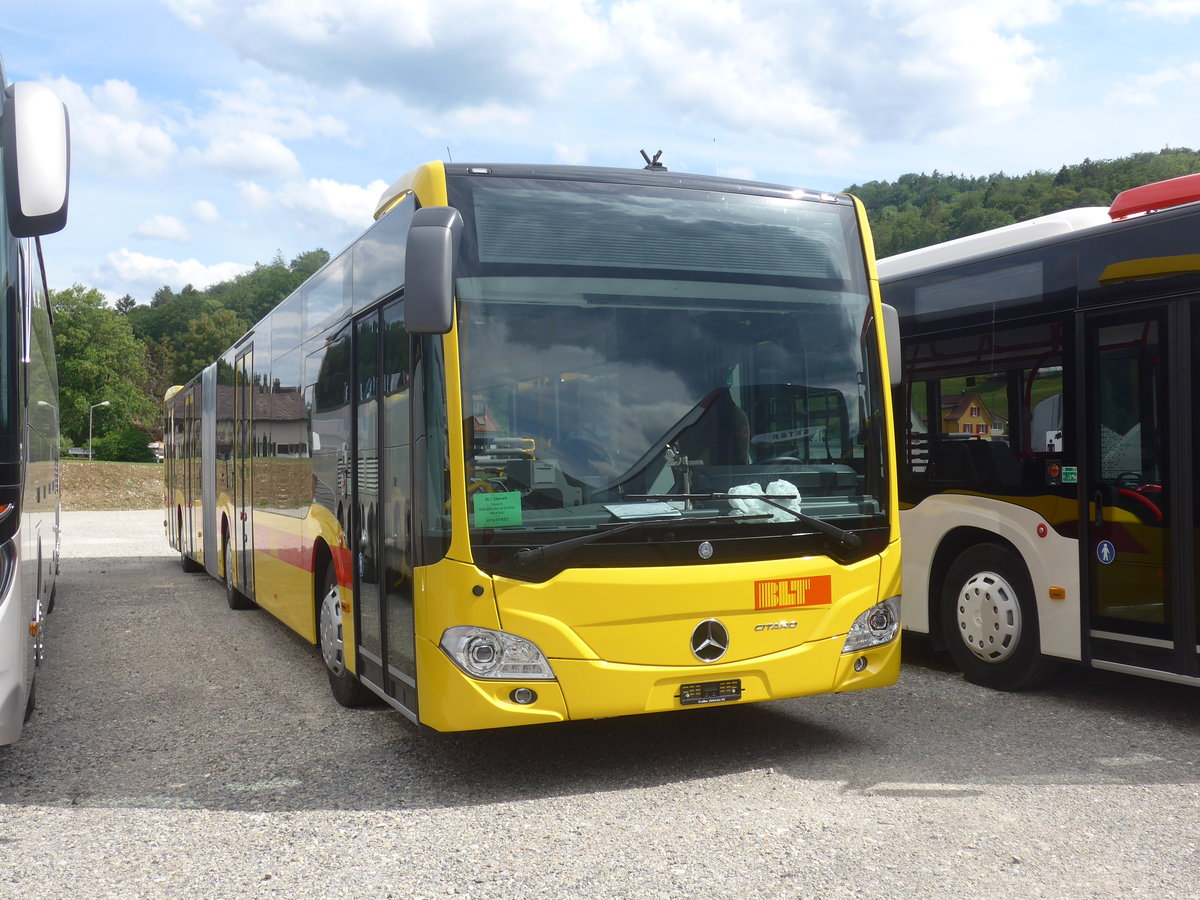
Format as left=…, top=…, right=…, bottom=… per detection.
left=1093, top=490, right=1105, bottom=528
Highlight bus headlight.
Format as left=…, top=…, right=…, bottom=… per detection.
left=440, top=626, right=557, bottom=681
left=841, top=596, right=900, bottom=653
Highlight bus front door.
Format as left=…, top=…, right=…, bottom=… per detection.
left=1084, top=310, right=1190, bottom=676
left=352, top=303, right=418, bottom=717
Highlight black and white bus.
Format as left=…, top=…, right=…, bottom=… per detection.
left=880, top=174, right=1200, bottom=690
left=0, top=61, right=70, bottom=744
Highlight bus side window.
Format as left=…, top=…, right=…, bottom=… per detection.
left=1029, top=392, right=1064, bottom=452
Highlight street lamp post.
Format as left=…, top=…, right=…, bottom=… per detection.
left=88, top=400, right=111, bottom=460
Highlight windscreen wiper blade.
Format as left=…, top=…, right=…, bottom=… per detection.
left=629, top=493, right=863, bottom=551
left=513, top=512, right=770, bottom=566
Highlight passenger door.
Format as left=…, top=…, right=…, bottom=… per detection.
left=233, top=348, right=255, bottom=599
left=1083, top=309, right=1189, bottom=674
left=351, top=300, right=417, bottom=716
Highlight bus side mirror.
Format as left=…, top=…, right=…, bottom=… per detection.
left=2, top=82, right=70, bottom=238
left=404, top=206, right=463, bottom=334
left=881, top=303, right=901, bottom=387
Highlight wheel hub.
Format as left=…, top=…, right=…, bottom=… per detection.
left=955, top=570, right=1022, bottom=663
left=319, top=585, right=346, bottom=676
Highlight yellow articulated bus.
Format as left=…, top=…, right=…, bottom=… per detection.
left=165, top=161, right=902, bottom=731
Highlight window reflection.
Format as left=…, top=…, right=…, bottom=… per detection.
left=459, top=283, right=881, bottom=535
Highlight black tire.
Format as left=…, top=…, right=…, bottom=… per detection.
left=181, top=548, right=204, bottom=573
left=317, top=563, right=375, bottom=708
left=224, top=535, right=254, bottom=610
left=940, top=543, right=1058, bottom=691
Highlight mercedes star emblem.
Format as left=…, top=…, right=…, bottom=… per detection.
left=691, top=618, right=729, bottom=662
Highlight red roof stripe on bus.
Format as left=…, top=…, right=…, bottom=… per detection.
left=1109, top=173, right=1200, bottom=219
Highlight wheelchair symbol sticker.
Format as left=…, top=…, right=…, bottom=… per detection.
left=1096, top=540, right=1116, bottom=565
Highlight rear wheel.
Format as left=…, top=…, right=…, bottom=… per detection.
left=940, top=543, right=1058, bottom=691
left=224, top=534, right=253, bottom=610
left=318, top=564, right=374, bottom=707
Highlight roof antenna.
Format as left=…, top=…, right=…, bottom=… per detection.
left=640, top=149, right=667, bottom=172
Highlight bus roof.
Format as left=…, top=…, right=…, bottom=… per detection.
left=875, top=207, right=1111, bottom=282
left=374, top=160, right=853, bottom=220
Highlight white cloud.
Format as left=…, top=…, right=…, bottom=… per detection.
left=238, top=181, right=273, bottom=210
left=195, top=78, right=349, bottom=141
left=191, top=201, right=221, bottom=224
left=607, top=0, right=1062, bottom=149
left=610, top=1, right=851, bottom=145
left=98, top=248, right=251, bottom=293
left=194, top=132, right=302, bottom=176
left=165, top=0, right=612, bottom=111
left=1108, top=61, right=1200, bottom=106
left=44, top=77, right=177, bottom=178
left=134, top=215, right=191, bottom=243
left=239, top=177, right=390, bottom=228
left=160, top=0, right=1066, bottom=163
left=553, top=143, right=589, bottom=165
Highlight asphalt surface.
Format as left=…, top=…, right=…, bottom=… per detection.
left=0, top=510, right=1197, bottom=898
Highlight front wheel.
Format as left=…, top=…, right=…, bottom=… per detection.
left=940, top=543, right=1058, bottom=691
left=317, top=565, right=374, bottom=707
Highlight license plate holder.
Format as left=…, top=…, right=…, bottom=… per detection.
left=678, top=678, right=742, bottom=706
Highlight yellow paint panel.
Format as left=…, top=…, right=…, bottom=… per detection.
left=1099, top=254, right=1200, bottom=285
left=494, top=554, right=884, bottom=667
left=412, top=545, right=901, bottom=732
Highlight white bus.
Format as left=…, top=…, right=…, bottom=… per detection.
left=0, top=61, right=70, bottom=745
left=880, top=174, right=1200, bottom=690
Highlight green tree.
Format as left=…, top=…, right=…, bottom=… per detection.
left=852, top=147, right=1200, bottom=256
left=290, top=248, right=330, bottom=282
left=143, top=335, right=178, bottom=405
left=92, top=424, right=156, bottom=462
left=172, top=308, right=245, bottom=383
left=51, top=285, right=158, bottom=446
left=206, top=251, right=326, bottom=326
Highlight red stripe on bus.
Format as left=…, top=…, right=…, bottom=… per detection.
left=332, top=546, right=353, bottom=588
left=250, top=522, right=352, bottom=586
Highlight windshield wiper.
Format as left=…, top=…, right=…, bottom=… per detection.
left=513, top=512, right=770, bottom=566
left=629, top=493, right=863, bottom=552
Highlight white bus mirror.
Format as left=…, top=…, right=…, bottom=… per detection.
left=881, top=303, right=901, bottom=387
left=404, top=206, right=463, bottom=334
left=3, top=82, right=70, bottom=238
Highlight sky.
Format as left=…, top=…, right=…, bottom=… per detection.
left=4, top=0, right=1200, bottom=301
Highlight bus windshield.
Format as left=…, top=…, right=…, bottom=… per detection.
left=451, top=176, right=888, bottom=567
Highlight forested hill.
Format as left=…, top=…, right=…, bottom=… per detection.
left=848, top=147, right=1200, bottom=258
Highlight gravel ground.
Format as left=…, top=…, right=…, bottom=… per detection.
left=1, top=510, right=1198, bottom=898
